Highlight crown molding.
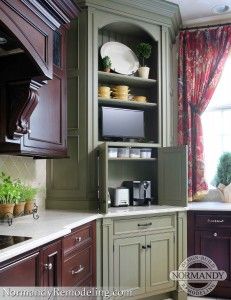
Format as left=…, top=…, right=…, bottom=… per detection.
left=77, top=0, right=182, bottom=40
left=183, top=13, right=231, bottom=27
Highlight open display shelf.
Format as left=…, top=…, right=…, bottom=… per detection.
left=97, top=21, right=160, bottom=145
left=98, top=71, right=157, bottom=87
left=98, top=98, right=157, bottom=109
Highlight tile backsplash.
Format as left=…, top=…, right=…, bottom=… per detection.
left=0, top=155, right=46, bottom=209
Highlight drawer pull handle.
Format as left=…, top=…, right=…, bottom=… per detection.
left=207, top=219, right=224, bottom=223
left=44, top=263, right=53, bottom=270
left=147, top=245, right=151, bottom=248
left=214, top=232, right=218, bottom=237
left=71, top=265, right=84, bottom=275
left=142, top=246, right=146, bottom=249
left=138, top=222, right=152, bottom=227
left=75, top=237, right=82, bottom=242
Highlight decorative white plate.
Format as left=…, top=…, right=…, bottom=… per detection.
left=101, top=42, right=139, bottom=75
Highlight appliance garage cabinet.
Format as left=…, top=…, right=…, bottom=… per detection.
left=0, top=221, right=96, bottom=287
left=188, top=211, right=231, bottom=299
left=0, top=0, right=79, bottom=157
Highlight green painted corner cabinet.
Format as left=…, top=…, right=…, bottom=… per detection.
left=46, top=0, right=182, bottom=211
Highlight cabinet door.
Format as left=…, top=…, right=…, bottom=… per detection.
left=146, top=232, right=175, bottom=293
left=114, top=236, right=146, bottom=296
left=22, top=27, right=67, bottom=158
left=158, top=146, right=188, bottom=206
left=195, top=230, right=231, bottom=290
left=40, top=240, right=62, bottom=287
left=0, top=252, right=40, bottom=286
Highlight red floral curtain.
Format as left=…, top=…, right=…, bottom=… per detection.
left=178, top=26, right=231, bottom=201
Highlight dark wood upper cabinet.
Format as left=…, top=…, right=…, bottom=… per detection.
left=0, top=0, right=79, bottom=157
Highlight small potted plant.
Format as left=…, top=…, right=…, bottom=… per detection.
left=0, top=172, right=19, bottom=217
left=101, top=56, right=112, bottom=73
left=22, top=185, right=37, bottom=214
left=136, top=42, right=152, bottom=79
left=215, top=152, right=231, bottom=202
left=13, top=181, right=26, bottom=217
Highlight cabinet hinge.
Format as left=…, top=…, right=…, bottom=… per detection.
left=174, top=233, right=176, bottom=243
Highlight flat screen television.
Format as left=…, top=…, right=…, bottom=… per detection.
left=101, top=106, right=145, bottom=139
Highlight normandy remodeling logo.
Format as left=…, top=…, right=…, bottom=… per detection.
left=170, top=255, right=227, bottom=296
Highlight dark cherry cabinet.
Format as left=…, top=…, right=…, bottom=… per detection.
left=0, top=0, right=79, bottom=157
left=62, top=221, right=96, bottom=287
left=0, top=221, right=96, bottom=287
left=188, top=211, right=231, bottom=298
left=22, top=27, right=68, bottom=157
left=0, top=251, right=40, bottom=286
left=40, top=239, right=62, bottom=286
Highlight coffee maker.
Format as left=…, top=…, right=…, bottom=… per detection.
left=123, top=181, right=151, bottom=206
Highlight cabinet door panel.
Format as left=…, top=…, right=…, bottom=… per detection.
left=0, top=252, right=40, bottom=286
left=195, top=230, right=231, bottom=288
left=158, top=146, right=188, bottom=206
left=22, top=27, right=67, bottom=157
left=146, top=232, right=175, bottom=293
left=114, top=236, right=146, bottom=296
left=41, top=240, right=62, bottom=287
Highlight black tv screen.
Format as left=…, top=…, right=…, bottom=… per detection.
left=101, top=107, right=144, bottom=139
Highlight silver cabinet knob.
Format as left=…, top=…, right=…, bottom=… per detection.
left=44, top=263, right=53, bottom=270
left=213, top=232, right=218, bottom=237
left=75, top=236, right=82, bottom=242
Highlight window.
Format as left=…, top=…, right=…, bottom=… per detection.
left=202, top=54, right=231, bottom=188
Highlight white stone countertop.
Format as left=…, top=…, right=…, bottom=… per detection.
left=0, top=210, right=100, bottom=263
left=105, top=205, right=187, bottom=217
left=188, top=201, right=231, bottom=211
left=0, top=205, right=187, bottom=263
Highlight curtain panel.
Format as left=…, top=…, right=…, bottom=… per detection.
left=178, top=26, right=231, bottom=201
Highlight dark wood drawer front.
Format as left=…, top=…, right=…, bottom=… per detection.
left=63, top=222, right=94, bottom=255
left=195, top=214, right=231, bottom=228
left=62, top=245, right=93, bottom=286
left=0, top=252, right=40, bottom=286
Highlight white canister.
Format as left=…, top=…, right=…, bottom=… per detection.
left=140, top=148, right=152, bottom=158
left=108, top=147, right=118, bottom=158
left=129, top=148, right=141, bottom=158
left=117, top=147, right=130, bottom=158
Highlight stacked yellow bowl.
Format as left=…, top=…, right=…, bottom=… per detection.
left=98, top=86, right=111, bottom=99
left=112, top=85, right=130, bottom=100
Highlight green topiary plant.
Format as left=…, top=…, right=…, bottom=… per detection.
left=101, top=56, right=112, bottom=72
left=215, top=152, right=231, bottom=186
left=136, top=42, right=152, bottom=67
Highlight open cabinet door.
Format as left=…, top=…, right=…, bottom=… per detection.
left=158, top=146, right=188, bottom=207
left=98, top=143, right=108, bottom=214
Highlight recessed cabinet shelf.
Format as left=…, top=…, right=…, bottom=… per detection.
left=98, top=71, right=157, bottom=87
left=108, top=157, right=157, bottom=161
left=98, top=98, right=157, bottom=109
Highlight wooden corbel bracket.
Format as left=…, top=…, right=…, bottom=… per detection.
left=7, top=80, right=43, bottom=140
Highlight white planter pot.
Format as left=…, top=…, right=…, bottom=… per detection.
left=138, top=67, right=150, bottom=79
left=218, top=183, right=231, bottom=203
